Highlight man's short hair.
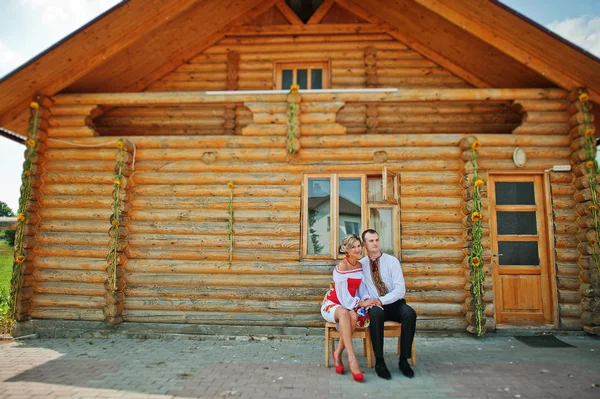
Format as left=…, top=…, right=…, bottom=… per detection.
left=361, top=229, right=378, bottom=242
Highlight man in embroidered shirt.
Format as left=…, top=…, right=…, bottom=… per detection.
left=360, top=229, right=416, bottom=379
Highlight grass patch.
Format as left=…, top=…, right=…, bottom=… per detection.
left=0, top=241, right=13, bottom=334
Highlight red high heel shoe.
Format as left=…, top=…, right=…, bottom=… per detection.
left=349, top=359, right=364, bottom=382
left=332, top=350, right=344, bottom=374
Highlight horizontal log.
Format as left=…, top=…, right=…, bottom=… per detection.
left=97, top=116, right=226, bottom=127
left=402, top=237, right=464, bottom=250
left=44, top=132, right=570, bottom=150
left=558, top=289, right=581, bottom=304
left=38, top=219, right=109, bottom=233
left=125, top=259, right=328, bottom=275
left=129, top=208, right=297, bottom=223
left=410, top=303, right=464, bottom=316
left=38, top=208, right=112, bottom=220
left=514, top=100, right=569, bottom=112
left=127, top=221, right=299, bottom=237
left=512, top=123, right=569, bottom=135
left=126, top=285, right=325, bottom=301
left=124, top=297, right=318, bottom=314
left=559, top=303, right=582, bottom=318
left=47, top=126, right=97, bottom=137
left=125, top=273, right=325, bottom=287
left=126, top=248, right=299, bottom=262
left=41, top=184, right=113, bottom=196
left=402, top=263, right=464, bottom=277
left=560, top=317, right=583, bottom=330
left=130, top=197, right=299, bottom=211
left=401, top=197, right=462, bottom=210
left=33, top=282, right=106, bottom=296
left=129, top=235, right=299, bottom=251
left=206, top=41, right=408, bottom=54
left=294, top=147, right=460, bottom=162
left=131, top=184, right=300, bottom=197
left=53, top=89, right=569, bottom=106
left=33, top=268, right=106, bottom=283
left=402, top=249, right=465, bottom=263
left=401, top=222, right=463, bottom=237
left=36, top=232, right=109, bottom=247
left=122, top=310, right=322, bottom=327
left=401, top=185, right=463, bottom=197
left=402, top=210, right=463, bottom=223
left=40, top=196, right=113, bottom=209
left=522, top=111, right=569, bottom=123
left=158, top=71, right=228, bottom=82
left=219, top=33, right=393, bottom=45
left=32, top=294, right=105, bottom=309
left=132, top=172, right=299, bottom=186
left=30, top=308, right=104, bottom=321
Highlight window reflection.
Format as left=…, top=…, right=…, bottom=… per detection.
left=307, top=179, right=331, bottom=255
left=338, top=178, right=362, bottom=252
left=370, top=208, right=394, bottom=255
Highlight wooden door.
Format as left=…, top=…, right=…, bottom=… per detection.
left=489, top=174, right=554, bottom=325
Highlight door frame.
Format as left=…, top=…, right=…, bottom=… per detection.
left=487, top=171, right=559, bottom=328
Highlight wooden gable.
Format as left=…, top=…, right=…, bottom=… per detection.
left=1, top=0, right=599, bottom=135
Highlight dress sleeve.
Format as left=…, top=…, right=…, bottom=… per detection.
left=333, top=273, right=360, bottom=310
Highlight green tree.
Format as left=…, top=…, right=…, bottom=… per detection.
left=0, top=201, right=15, bottom=247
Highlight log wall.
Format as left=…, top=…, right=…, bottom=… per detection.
left=28, top=25, right=578, bottom=334
left=36, top=91, right=576, bottom=332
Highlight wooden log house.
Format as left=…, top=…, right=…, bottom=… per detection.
left=1, top=0, right=599, bottom=337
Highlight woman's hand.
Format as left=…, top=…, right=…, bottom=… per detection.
left=359, top=298, right=382, bottom=310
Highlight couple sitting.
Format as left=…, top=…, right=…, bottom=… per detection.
left=321, top=229, right=417, bottom=382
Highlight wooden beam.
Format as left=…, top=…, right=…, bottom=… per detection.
left=0, top=0, right=200, bottom=130
left=307, top=0, right=336, bottom=25
left=225, top=23, right=385, bottom=36
left=275, top=0, right=305, bottom=25
left=53, top=88, right=567, bottom=106
left=414, top=0, right=600, bottom=101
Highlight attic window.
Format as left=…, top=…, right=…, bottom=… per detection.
left=285, top=0, right=324, bottom=23
left=275, top=62, right=329, bottom=90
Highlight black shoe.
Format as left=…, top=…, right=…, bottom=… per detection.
left=375, top=361, right=391, bottom=380
left=399, top=357, right=414, bottom=378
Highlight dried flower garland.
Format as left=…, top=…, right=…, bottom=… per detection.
left=286, top=84, right=300, bottom=154
left=469, top=140, right=485, bottom=337
left=107, top=139, right=127, bottom=290
left=9, top=102, right=40, bottom=320
left=579, top=90, right=600, bottom=275
left=227, top=181, right=235, bottom=263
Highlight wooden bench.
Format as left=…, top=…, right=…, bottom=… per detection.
left=325, top=321, right=416, bottom=368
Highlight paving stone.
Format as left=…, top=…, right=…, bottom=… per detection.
left=0, top=335, right=599, bottom=398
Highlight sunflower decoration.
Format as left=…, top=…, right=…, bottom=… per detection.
left=471, top=140, right=481, bottom=151
left=471, top=257, right=481, bottom=267
left=290, top=83, right=300, bottom=93
left=474, top=179, right=484, bottom=187
left=471, top=211, right=482, bottom=222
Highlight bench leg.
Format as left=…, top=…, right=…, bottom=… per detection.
left=411, top=340, right=416, bottom=367
left=325, top=328, right=330, bottom=367
left=365, top=332, right=374, bottom=368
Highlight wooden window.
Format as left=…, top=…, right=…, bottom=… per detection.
left=275, top=62, right=329, bottom=90
left=302, top=172, right=400, bottom=259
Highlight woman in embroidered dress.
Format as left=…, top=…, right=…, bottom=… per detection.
left=321, top=234, right=378, bottom=382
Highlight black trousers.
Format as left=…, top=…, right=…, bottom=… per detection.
left=368, top=298, right=416, bottom=360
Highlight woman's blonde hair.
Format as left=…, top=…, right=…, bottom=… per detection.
left=339, top=233, right=361, bottom=254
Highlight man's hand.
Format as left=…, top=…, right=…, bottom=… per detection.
left=359, top=298, right=383, bottom=310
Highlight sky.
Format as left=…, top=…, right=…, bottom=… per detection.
left=0, top=0, right=600, bottom=212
